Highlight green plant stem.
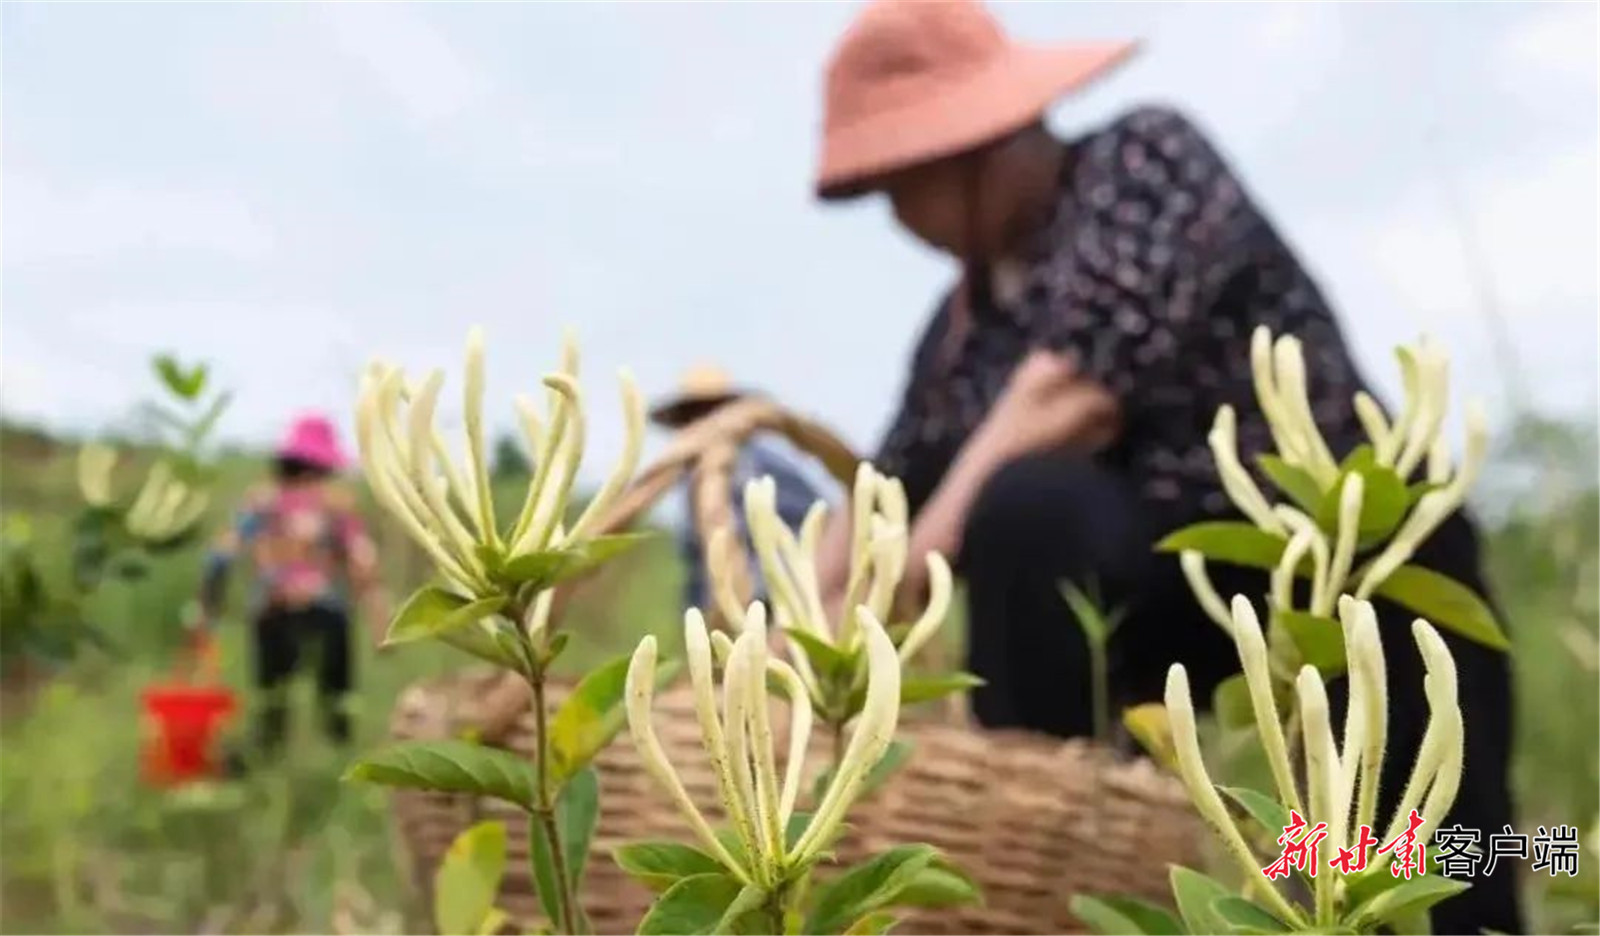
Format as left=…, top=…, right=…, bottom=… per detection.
left=1089, top=638, right=1109, bottom=744
left=530, top=672, right=580, bottom=935
left=830, top=719, right=847, bottom=775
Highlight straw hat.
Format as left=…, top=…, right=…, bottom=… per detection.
left=816, top=0, right=1137, bottom=201
left=649, top=364, right=746, bottom=428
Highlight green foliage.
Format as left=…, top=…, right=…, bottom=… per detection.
left=805, top=845, right=942, bottom=935
left=1070, top=894, right=1183, bottom=935
left=384, top=587, right=511, bottom=648
left=549, top=654, right=679, bottom=789
left=613, top=842, right=726, bottom=893
left=435, top=821, right=510, bottom=936
left=1155, top=522, right=1290, bottom=572
left=1256, top=455, right=1322, bottom=515
left=1314, top=463, right=1408, bottom=548
left=635, top=873, right=746, bottom=936
left=1273, top=609, right=1346, bottom=675
left=344, top=740, right=538, bottom=812
left=1168, top=866, right=1232, bottom=935
left=1366, top=563, right=1510, bottom=651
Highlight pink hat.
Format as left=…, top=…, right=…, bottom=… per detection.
left=816, top=0, right=1137, bottom=201
left=277, top=413, right=348, bottom=471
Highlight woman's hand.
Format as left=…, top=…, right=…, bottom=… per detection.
left=971, top=348, right=1121, bottom=464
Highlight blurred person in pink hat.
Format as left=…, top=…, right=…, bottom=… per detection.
left=193, top=412, right=387, bottom=761
left=810, top=3, right=1517, bottom=931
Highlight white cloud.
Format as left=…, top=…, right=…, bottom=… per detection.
left=4, top=174, right=275, bottom=266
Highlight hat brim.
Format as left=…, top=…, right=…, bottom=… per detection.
left=816, top=40, right=1139, bottom=202
left=649, top=390, right=745, bottom=428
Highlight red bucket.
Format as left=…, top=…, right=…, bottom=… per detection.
left=142, top=636, right=235, bottom=786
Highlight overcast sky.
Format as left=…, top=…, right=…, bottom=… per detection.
left=4, top=1, right=1596, bottom=485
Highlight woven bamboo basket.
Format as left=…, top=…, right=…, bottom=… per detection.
left=384, top=398, right=1203, bottom=934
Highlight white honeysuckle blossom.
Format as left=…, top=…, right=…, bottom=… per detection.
left=625, top=602, right=902, bottom=889
left=354, top=326, right=645, bottom=610
left=1195, top=328, right=1489, bottom=622
left=77, top=442, right=210, bottom=541
left=76, top=442, right=118, bottom=509
left=79, top=445, right=211, bottom=543
left=1164, top=595, right=1464, bottom=925
left=707, top=462, right=952, bottom=703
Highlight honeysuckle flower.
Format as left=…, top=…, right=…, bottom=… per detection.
left=122, top=460, right=210, bottom=543
left=1163, top=595, right=1464, bottom=918
left=1203, top=328, right=1490, bottom=621
left=723, top=463, right=951, bottom=706
left=355, top=326, right=644, bottom=603
left=624, top=601, right=902, bottom=889
left=1353, top=402, right=1487, bottom=600
left=77, top=443, right=118, bottom=509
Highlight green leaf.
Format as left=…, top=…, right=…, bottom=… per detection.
left=1122, top=703, right=1177, bottom=773
left=1212, top=674, right=1254, bottom=730
left=1352, top=875, right=1469, bottom=928
left=813, top=740, right=915, bottom=806
left=613, top=842, right=725, bottom=892
left=1340, top=444, right=1377, bottom=473
left=529, top=766, right=600, bottom=926
left=1273, top=609, right=1347, bottom=676
left=1257, top=455, right=1324, bottom=514
left=1169, top=866, right=1231, bottom=935
left=842, top=913, right=899, bottom=935
left=1211, top=896, right=1285, bottom=934
left=1367, top=564, right=1510, bottom=651
left=343, top=740, right=537, bottom=811
left=435, top=821, right=508, bottom=936
left=154, top=354, right=206, bottom=400
left=499, top=533, right=653, bottom=590
left=1070, top=894, right=1183, bottom=935
left=1219, top=787, right=1292, bottom=839
left=440, top=615, right=537, bottom=676
left=785, top=627, right=853, bottom=680
left=186, top=390, right=232, bottom=450
left=1315, top=464, right=1408, bottom=547
left=385, top=586, right=509, bottom=647
left=891, top=858, right=981, bottom=910
left=711, top=884, right=767, bottom=936
left=476, top=907, right=509, bottom=936
left=805, top=844, right=939, bottom=935
left=899, top=672, right=984, bottom=705
left=1155, top=522, right=1289, bottom=572
left=550, top=653, right=682, bottom=787
left=1059, top=581, right=1128, bottom=649
left=637, top=873, right=745, bottom=936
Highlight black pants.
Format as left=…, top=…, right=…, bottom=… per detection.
left=959, top=454, right=1520, bottom=934
left=253, top=604, right=354, bottom=752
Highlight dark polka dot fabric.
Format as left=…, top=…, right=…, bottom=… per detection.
left=875, top=105, right=1374, bottom=523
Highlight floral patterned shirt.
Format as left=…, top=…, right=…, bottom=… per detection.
left=202, top=482, right=376, bottom=616
left=876, top=106, right=1375, bottom=523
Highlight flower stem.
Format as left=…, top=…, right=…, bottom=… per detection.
left=531, top=669, right=580, bottom=934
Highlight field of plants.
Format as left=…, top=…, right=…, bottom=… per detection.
left=0, top=398, right=1595, bottom=935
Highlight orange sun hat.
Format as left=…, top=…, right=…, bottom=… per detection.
left=815, top=0, right=1138, bottom=201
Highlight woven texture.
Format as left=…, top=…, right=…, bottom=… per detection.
left=389, top=670, right=1202, bottom=935
left=383, top=398, right=1201, bottom=934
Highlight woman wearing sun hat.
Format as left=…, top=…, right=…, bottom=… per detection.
left=650, top=365, right=829, bottom=614
left=810, top=2, right=1518, bottom=931
left=193, top=413, right=386, bottom=758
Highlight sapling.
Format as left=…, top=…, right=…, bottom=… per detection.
left=343, top=327, right=650, bottom=935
